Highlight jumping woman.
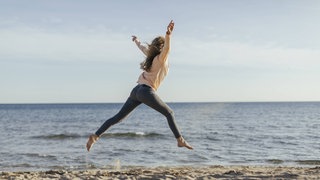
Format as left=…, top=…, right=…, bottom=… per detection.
left=86, top=20, right=193, bottom=151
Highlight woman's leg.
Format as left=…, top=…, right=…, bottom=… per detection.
left=95, top=97, right=141, bottom=136
left=136, top=86, right=181, bottom=138
left=136, top=85, right=193, bottom=149
left=87, top=97, right=141, bottom=151
left=87, top=86, right=142, bottom=151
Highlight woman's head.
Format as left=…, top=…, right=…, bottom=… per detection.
left=150, top=36, right=165, bottom=51
left=140, top=36, right=165, bottom=72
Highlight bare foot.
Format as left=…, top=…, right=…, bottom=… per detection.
left=86, top=134, right=99, bottom=152
left=177, top=137, right=193, bottom=150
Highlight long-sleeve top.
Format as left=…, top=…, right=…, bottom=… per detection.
left=134, top=34, right=171, bottom=91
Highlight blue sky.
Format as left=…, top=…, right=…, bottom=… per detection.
left=1, top=0, right=320, bottom=103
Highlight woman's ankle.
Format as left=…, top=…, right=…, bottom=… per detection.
left=91, top=134, right=99, bottom=141
left=177, top=136, right=193, bottom=150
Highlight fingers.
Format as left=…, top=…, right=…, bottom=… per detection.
left=167, top=20, right=174, bottom=32
left=131, top=35, right=137, bottom=41
left=168, top=20, right=174, bottom=27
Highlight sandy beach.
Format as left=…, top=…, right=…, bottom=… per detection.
left=1, top=166, right=319, bottom=180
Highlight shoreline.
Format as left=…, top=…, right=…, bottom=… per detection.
left=1, top=165, right=319, bottom=179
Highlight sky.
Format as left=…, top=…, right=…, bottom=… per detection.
left=1, top=0, right=320, bottom=103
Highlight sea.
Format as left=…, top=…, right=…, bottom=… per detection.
left=0, top=102, right=319, bottom=172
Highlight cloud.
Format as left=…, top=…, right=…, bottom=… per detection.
left=0, top=26, right=136, bottom=63
left=1, top=23, right=319, bottom=73
left=172, top=37, right=320, bottom=70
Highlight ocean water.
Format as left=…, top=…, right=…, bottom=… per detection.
left=0, top=102, right=319, bottom=171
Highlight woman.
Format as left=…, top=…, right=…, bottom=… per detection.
left=86, top=20, right=193, bottom=151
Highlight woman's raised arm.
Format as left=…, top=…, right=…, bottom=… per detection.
left=158, top=20, right=174, bottom=62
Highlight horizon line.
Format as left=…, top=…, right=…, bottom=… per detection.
left=1, top=100, right=320, bottom=105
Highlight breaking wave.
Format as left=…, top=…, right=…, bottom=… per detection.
left=101, top=132, right=163, bottom=138
left=31, top=133, right=81, bottom=140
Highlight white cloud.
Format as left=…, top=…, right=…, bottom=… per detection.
left=173, top=37, right=320, bottom=70
left=2, top=24, right=319, bottom=72
left=0, top=26, right=136, bottom=63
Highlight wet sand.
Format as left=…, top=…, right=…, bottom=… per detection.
left=1, top=166, right=320, bottom=179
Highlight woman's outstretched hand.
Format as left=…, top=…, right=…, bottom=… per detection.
left=132, top=35, right=137, bottom=42
left=166, top=20, right=174, bottom=35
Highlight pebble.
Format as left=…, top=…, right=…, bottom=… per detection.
left=1, top=166, right=319, bottom=179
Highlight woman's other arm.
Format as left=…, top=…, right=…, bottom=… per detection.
left=132, top=35, right=148, bottom=56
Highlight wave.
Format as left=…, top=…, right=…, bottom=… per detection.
left=266, top=159, right=284, bottom=164
left=101, top=132, right=163, bottom=139
left=10, top=163, right=34, bottom=168
left=266, top=159, right=320, bottom=165
left=295, top=160, right=320, bottom=165
left=31, top=132, right=163, bottom=140
left=31, top=133, right=81, bottom=140
left=22, top=153, right=57, bottom=160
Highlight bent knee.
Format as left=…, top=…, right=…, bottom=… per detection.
left=165, top=108, right=175, bottom=118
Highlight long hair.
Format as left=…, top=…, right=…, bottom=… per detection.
left=140, top=36, right=165, bottom=72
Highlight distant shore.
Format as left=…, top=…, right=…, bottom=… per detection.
left=1, top=165, right=319, bottom=179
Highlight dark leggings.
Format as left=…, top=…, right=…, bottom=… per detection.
left=95, top=84, right=181, bottom=138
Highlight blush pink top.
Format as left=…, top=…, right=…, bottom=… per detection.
left=134, top=34, right=171, bottom=90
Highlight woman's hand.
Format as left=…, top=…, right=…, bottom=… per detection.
left=166, top=20, right=174, bottom=35
left=132, top=35, right=137, bottom=42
